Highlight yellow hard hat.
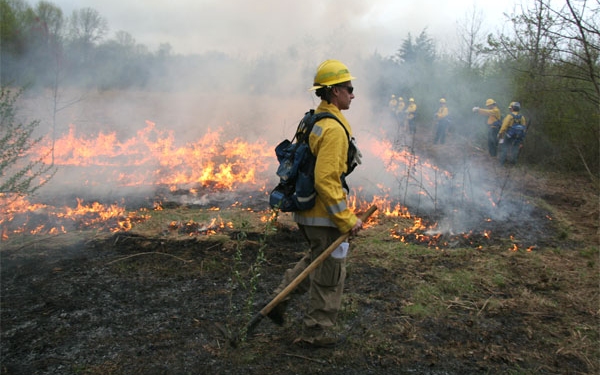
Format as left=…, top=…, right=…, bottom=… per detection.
left=310, top=59, right=356, bottom=90
left=440, top=98, right=446, bottom=103
left=391, top=94, right=396, bottom=98
left=409, top=98, right=415, bottom=102
left=485, top=98, right=496, bottom=106
left=398, top=97, right=404, bottom=101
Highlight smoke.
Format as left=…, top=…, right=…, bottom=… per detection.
left=12, top=0, right=533, bottom=235
left=20, top=48, right=524, bottom=233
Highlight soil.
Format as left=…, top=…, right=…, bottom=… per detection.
left=1, top=126, right=599, bottom=375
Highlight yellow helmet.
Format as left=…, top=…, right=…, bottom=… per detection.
left=439, top=98, right=446, bottom=103
left=391, top=94, right=396, bottom=98
left=409, top=98, right=415, bottom=102
left=310, top=59, right=356, bottom=90
left=485, top=98, right=496, bottom=106
left=398, top=97, right=404, bottom=101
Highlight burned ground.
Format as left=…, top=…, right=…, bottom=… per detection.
left=1, top=193, right=598, bottom=374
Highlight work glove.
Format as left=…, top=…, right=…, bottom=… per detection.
left=472, top=107, right=479, bottom=113
left=498, top=137, right=504, bottom=144
left=351, top=137, right=362, bottom=166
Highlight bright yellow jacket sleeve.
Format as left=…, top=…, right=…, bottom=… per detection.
left=476, top=107, right=501, bottom=125
left=292, top=101, right=358, bottom=233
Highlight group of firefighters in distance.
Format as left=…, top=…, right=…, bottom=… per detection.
left=388, top=95, right=418, bottom=134
left=388, top=94, right=527, bottom=166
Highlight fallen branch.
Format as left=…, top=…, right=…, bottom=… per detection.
left=477, top=297, right=492, bottom=316
left=284, top=353, right=328, bottom=364
left=106, top=251, right=193, bottom=265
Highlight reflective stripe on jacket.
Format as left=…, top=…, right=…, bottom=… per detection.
left=293, top=101, right=358, bottom=233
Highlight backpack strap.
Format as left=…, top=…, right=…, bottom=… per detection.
left=309, top=111, right=359, bottom=180
left=313, top=112, right=349, bottom=138
left=511, top=113, right=522, bottom=124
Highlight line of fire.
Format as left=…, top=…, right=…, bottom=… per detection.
left=1, top=119, right=546, bottom=251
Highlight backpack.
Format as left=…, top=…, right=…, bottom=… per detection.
left=506, top=114, right=526, bottom=139
left=269, top=109, right=349, bottom=212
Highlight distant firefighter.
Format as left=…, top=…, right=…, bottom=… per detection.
left=433, top=98, right=450, bottom=144
left=395, top=96, right=405, bottom=116
left=405, top=97, right=417, bottom=134
left=395, top=96, right=406, bottom=129
left=498, top=102, right=527, bottom=166
left=388, top=94, right=398, bottom=112
left=473, top=98, right=502, bottom=156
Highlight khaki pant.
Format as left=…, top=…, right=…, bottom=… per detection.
left=274, top=224, right=346, bottom=328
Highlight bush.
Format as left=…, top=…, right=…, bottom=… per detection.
left=0, top=86, right=55, bottom=195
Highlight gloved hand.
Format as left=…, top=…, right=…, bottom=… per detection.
left=498, top=138, right=504, bottom=144
left=472, top=107, right=479, bottom=112
left=351, top=137, right=362, bottom=165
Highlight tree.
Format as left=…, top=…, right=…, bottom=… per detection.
left=394, top=28, right=436, bottom=64
left=0, top=86, right=56, bottom=195
left=488, top=0, right=599, bottom=177
left=456, top=4, right=486, bottom=69
left=34, top=1, right=64, bottom=40
left=67, top=7, right=107, bottom=45
left=67, top=7, right=108, bottom=66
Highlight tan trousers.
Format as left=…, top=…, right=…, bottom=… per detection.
left=274, top=224, right=346, bottom=328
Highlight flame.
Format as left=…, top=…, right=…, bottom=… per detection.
left=370, top=138, right=452, bottom=181
left=36, top=121, right=273, bottom=191
left=4, top=121, right=517, bottom=248
left=1, top=193, right=149, bottom=238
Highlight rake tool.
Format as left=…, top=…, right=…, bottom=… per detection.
left=229, top=205, right=377, bottom=347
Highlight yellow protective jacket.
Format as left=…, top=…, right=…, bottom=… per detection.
left=406, top=103, right=417, bottom=119
left=435, top=105, right=448, bottom=121
left=499, top=111, right=527, bottom=137
left=293, top=101, right=358, bottom=233
left=475, top=107, right=502, bottom=126
left=396, top=101, right=405, bottom=115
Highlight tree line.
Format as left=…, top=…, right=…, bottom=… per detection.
left=1, top=0, right=598, bottom=195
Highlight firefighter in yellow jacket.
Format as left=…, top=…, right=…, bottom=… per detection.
left=405, top=98, right=417, bottom=133
left=433, top=98, right=450, bottom=144
left=473, top=98, right=502, bottom=156
left=388, top=94, right=398, bottom=112
left=269, top=59, right=363, bottom=347
left=498, top=101, right=527, bottom=166
left=396, top=96, right=406, bottom=131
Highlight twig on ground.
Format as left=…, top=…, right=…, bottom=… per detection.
left=478, top=297, right=491, bottom=316
left=284, top=353, right=328, bottom=364
left=106, top=251, right=193, bottom=265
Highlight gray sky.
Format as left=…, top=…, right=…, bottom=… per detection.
left=50, top=0, right=526, bottom=57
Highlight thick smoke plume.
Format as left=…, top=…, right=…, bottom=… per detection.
left=13, top=0, right=529, bottom=236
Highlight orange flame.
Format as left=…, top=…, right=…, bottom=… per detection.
left=36, top=121, right=273, bottom=191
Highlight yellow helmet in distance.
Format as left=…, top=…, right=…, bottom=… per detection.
left=485, top=98, right=496, bottom=106
left=409, top=98, right=415, bottom=102
left=440, top=98, right=446, bottom=103
left=310, top=59, right=356, bottom=90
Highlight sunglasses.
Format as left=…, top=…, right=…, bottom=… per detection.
left=336, top=85, right=354, bottom=94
